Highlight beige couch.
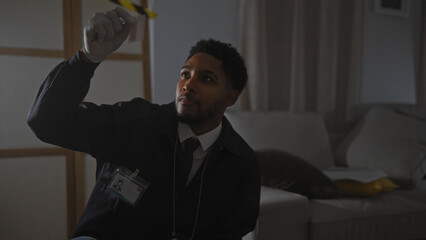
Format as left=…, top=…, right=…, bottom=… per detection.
left=227, top=107, right=426, bottom=240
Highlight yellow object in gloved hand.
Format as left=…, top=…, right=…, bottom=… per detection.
left=107, top=0, right=158, bottom=19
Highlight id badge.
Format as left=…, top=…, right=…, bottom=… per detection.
left=108, top=167, right=150, bottom=207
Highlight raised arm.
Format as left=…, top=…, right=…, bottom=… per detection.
left=27, top=7, right=135, bottom=157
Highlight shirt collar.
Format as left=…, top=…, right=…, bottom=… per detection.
left=178, top=121, right=222, bottom=151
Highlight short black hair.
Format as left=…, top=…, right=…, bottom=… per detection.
left=186, top=39, right=248, bottom=93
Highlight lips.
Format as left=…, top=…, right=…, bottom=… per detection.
left=178, top=94, right=198, bottom=105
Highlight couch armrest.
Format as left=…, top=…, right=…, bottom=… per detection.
left=257, top=186, right=309, bottom=240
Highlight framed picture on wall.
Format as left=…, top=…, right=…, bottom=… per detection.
left=374, top=0, right=409, bottom=17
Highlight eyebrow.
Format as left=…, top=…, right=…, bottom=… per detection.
left=180, top=65, right=218, bottom=80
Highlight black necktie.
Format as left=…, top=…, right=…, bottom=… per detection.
left=182, top=138, right=200, bottom=183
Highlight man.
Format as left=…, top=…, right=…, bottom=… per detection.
left=27, top=7, right=260, bottom=240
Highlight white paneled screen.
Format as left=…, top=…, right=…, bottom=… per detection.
left=0, top=0, right=63, bottom=50
left=0, top=156, right=67, bottom=240
left=0, top=55, right=61, bottom=149
left=84, top=60, right=144, bottom=104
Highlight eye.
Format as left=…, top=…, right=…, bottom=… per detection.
left=203, top=75, right=214, bottom=83
left=180, top=71, right=190, bottom=79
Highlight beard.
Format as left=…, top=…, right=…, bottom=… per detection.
left=177, top=111, right=203, bottom=125
left=175, top=95, right=226, bottom=126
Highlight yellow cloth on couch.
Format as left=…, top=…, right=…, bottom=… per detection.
left=335, top=177, right=399, bottom=197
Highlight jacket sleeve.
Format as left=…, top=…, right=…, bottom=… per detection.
left=27, top=51, right=123, bottom=159
left=214, top=157, right=261, bottom=240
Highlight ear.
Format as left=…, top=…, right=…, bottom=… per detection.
left=225, top=90, right=240, bottom=107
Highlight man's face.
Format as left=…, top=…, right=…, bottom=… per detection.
left=175, top=52, right=238, bottom=133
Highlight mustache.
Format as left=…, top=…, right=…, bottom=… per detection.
left=178, top=93, right=199, bottom=104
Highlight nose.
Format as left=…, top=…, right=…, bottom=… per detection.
left=182, top=75, right=198, bottom=93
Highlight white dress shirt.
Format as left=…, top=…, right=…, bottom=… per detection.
left=178, top=121, right=222, bottom=185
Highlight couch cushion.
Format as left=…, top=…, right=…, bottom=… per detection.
left=225, top=111, right=334, bottom=170
left=347, top=108, right=426, bottom=189
left=309, top=193, right=426, bottom=240
left=335, top=104, right=426, bottom=167
left=259, top=186, right=309, bottom=240
left=392, top=189, right=426, bottom=204
left=256, top=149, right=341, bottom=199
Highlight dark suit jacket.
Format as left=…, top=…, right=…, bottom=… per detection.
left=27, top=51, right=260, bottom=240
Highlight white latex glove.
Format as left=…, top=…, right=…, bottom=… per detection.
left=82, top=7, right=135, bottom=63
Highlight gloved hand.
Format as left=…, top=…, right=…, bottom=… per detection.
left=82, top=7, right=135, bottom=63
